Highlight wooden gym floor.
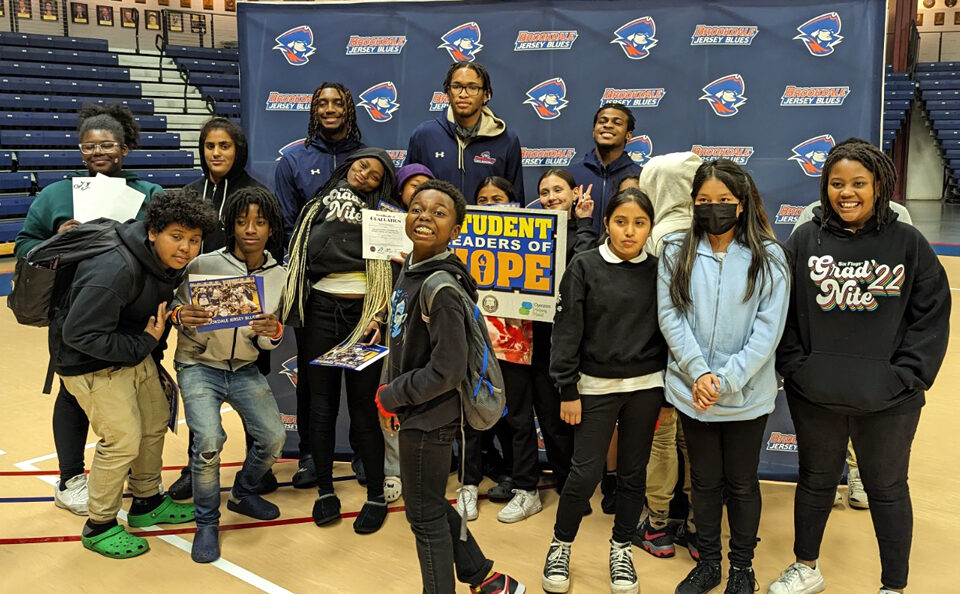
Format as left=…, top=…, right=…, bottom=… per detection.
left=0, top=260, right=958, bottom=593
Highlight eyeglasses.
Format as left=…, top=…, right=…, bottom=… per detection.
left=448, top=84, right=484, bottom=97
left=78, top=142, right=121, bottom=154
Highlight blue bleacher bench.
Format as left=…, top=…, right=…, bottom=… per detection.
left=0, top=46, right=118, bottom=67
left=173, top=58, right=239, bottom=75
left=0, top=77, right=141, bottom=98
left=0, top=151, right=12, bottom=170
left=0, top=62, right=129, bottom=82
left=16, top=149, right=194, bottom=169
left=0, top=94, right=154, bottom=114
left=0, top=172, right=31, bottom=192
left=165, top=45, right=239, bottom=61
left=0, top=219, right=24, bottom=243
left=188, top=72, right=238, bottom=87
left=0, top=112, right=166, bottom=131
left=35, top=168, right=202, bottom=189
left=0, top=130, right=179, bottom=149
left=0, top=32, right=108, bottom=52
left=214, top=102, right=241, bottom=117
left=0, top=195, right=33, bottom=217
left=916, top=61, right=960, bottom=72
left=199, top=87, right=241, bottom=102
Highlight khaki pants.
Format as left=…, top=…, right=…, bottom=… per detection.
left=62, top=357, right=168, bottom=523
left=645, top=408, right=694, bottom=529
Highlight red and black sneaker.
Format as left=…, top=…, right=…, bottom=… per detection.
left=675, top=523, right=701, bottom=561
left=632, top=516, right=676, bottom=558
left=470, top=571, right=526, bottom=594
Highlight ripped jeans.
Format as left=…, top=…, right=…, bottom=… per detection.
left=178, top=363, right=286, bottom=527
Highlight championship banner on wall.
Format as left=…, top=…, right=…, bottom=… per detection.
left=451, top=206, right=567, bottom=321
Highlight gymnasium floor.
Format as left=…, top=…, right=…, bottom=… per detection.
left=1, top=209, right=959, bottom=592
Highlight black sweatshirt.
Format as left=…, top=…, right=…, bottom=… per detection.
left=55, top=221, right=183, bottom=376
left=550, top=247, right=667, bottom=401
left=306, top=181, right=371, bottom=284
left=378, top=251, right=475, bottom=432
left=776, top=208, right=951, bottom=415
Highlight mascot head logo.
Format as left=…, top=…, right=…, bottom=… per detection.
left=700, top=74, right=747, bottom=117
left=524, top=78, right=569, bottom=120
left=273, top=26, right=316, bottom=66
left=279, top=356, right=298, bottom=387
left=625, top=135, right=653, bottom=166
left=794, top=12, right=843, bottom=57
left=790, top=134, right=836, bottom=177
left=439, top=22, right=483, bottom=62
left=276, top=138, right=305, bottom=161
left=612, top=17, right=658, bottom=60
left=358, top=82, right=400, bottom=123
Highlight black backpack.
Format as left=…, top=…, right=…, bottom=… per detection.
left=8, top=218, right=141, bottom=392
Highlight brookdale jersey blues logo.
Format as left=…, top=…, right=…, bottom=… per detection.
left=280, top=356, right=298, bottom=387
left=790, top=134, right=836, bottom=176
left=514, top=30, right=578, bottom=51
left=439, top=22, right=483, bottom=62
left=521, top=148, right=576, bottom=167
left=600, top=87, right=665, bottom=109
left=358, top=82, right=400, bottom=123
left=691, top=145, right=755, bottom=165
left=387, top=150, right=407, bottom=168
left=265, top=91, right=312, bottom=111
left=524, top=78, right=569, bottom=120
left=429, top=91, right=450, bottom=112
left=781, top=85, right=851, bottom=106
left=766, top=432, right=798, bottom=452
left=272, top=26, right=316, bottom=66
left=345, top=35, right=408, bottom=55
left=775, top=204, right=805, bottom=225
left=700, top=74, right=747, bottom=117
left=276, top=138, right=306, bottom=160
left=794, top=12, right=843, bottom=57
left=625, top=136, right=653, bottom=165
left=474, top=151, right=497, bottom=165
left=690, top=25, right=759, bottom=46
left=612, top=17, right=658, bottom=60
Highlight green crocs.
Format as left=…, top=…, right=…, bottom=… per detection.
left=127, top=496, right=195, bottom=527
left=81, top=525, right=150, bottom=559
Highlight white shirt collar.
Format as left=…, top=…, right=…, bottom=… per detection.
left=600, top=239, right=648, bottom=264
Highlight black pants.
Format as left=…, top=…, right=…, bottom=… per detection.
left=301, top=291, right=384, bottom=499
left=787, top=394, right=920, bottom=590
left=554, top=388, right=663, bottom=543
left=400, top=422, right=493, bottom=593
left=53, top=380, right=89, bottom=482
left=530, top=362, right=574, bottom=486
left=679, top=412, right=768, bottom=568
left=462, top=420, right=512, bottom=486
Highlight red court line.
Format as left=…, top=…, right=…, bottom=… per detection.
left=0, top=459, right=300, bottom=477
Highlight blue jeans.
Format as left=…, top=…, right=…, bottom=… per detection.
left=178, top=363, right=286, bottom=526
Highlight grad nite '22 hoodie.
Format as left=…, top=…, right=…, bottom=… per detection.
left=406, top=106, right=524, bottom=205
left=776, top=208, right=951, bottom=415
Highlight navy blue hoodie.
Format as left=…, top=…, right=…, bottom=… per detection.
left=566, top=149, right=641, bottom=233
left=406, top=106, right=523, bottom=205
left=274, top=135, right=366, bottom=241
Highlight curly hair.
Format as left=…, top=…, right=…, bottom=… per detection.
left=819, top=138, right=896, bottom=228
left=443, top=62, right=492, bottom=99
left=145, top=189, right=218, bottom=236
left=77, top=103, right=141, bottom=149
left=221, top=186, right=284, bottom=254
left=411, top=179, right=467, bottom=225
left=306, top=83, right=361, bottom=144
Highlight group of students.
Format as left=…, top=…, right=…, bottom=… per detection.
left=12, top=59, right=950, bottom=594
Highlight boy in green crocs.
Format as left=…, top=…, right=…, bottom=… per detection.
left=56, top=191, right=218, bottom=558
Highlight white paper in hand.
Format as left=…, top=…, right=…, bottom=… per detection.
left=71, top=177, right=99, bottom=223
left=362, top=209, right=413, bottom=260
left=71, top=174, right=145, bottom=223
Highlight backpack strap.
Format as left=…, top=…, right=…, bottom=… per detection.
left=418, top=270, right=463, bottom=323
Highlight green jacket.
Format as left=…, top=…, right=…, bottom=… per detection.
left=14, top=170, right=163, bottom=259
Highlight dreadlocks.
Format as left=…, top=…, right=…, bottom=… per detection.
left=306, top=83, right=362, bottom=144
left=221, top=186, right=284, bottom=255
left=819, top=139, right=896, bottom=228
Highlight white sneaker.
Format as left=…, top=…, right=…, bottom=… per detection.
left=497, top=489, right=543, bottom=523
left=456, top=484, right=478, bottom=521
left=847, top=468, right=869, bottom=509
left=878, top=589, right=899, bottom=594
left=833, top=489, right=843, bottom=508
left=384, top=476, right=402, bottom=503
left=608, top=540, right=639, bottom=594
left=54, top=474, right=88, bottom=516
left=768, top=561, right=826, bottom=594
left=542, top=538, right=571, bottom=593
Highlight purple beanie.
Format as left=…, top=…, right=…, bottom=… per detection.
left=396, top=163, right=435, bottom=190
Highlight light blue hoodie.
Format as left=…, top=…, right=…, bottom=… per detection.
left=657, top=233, right=789, bottom=422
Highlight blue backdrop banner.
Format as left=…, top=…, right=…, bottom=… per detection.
left=239, top=0, right=886, bottom=481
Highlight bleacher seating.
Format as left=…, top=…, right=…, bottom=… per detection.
left=0, top=113, right=167, bottom=131
left=0, top=46, right=119, bottom=67
left=14, top=150, right=195, bottom=170
left=0, top=62, right=130, bottom=82
left=0, top=131, right=181, bottom=148
left=0, top=196, right=33, bottom=218
left=35, top=169, right=203, bottom=189
left=883, top=66, right=914, bottom=153
left=917, top=61, right=960, bottom=199
left=165, top=45, right=240, bottom=120
left=0, top=31, right=109, bottom=52
left=0, top=76, right=142, bottom=97
left=174, top=58, right=239, bottom=75
left=165, top=45, right=239, bottom=61
left=0, top=94, right=155, bottom=114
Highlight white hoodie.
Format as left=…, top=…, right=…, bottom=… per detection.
left=639, top=151, right=702, bottom=257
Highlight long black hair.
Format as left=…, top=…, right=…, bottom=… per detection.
left=667, top=159, right=785, bottom=312
left=306, top=82, right=361, bottom=144
left=77, top=103, right=140, bottom=149
left=221, top=186, right=284, bottom=255
left=475, top=176, right=515, bottom=203
left=604, top=187, right=655, bottom=225
left=819, top=138, right=896, bottom=228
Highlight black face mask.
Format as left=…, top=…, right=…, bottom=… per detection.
left=694, top=203, right=739, bottom=235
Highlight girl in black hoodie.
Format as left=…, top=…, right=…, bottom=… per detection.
left=771, top=140, right=951, bottom=594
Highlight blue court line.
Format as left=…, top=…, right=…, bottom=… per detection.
left=932, top=243, right=960, bottom=257
left=0, top=272, right=11, bottom=298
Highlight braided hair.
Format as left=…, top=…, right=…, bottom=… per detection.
left=819, top=138, right=896, bottom=228
left=77, top=103, right=141, bottom=149
left=306, top=83, right=361, bottom=144
left=221, top=186, right=284, bottom=255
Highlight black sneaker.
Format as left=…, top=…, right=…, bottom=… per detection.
left=256, top=470, right=279, bottom=495
left=724, top=567, right=757, bottom=594
left=633, top=515, right=676, bottom=558
left=541, top=538, right=571, bottom=593
left=470, top=571, right=525, bottom=594
left=487, top=477, right=515, bottom=503
left=227, top=494, right=280, bottom=521
left=608, top=539, right=638, bottom=594
left=675, top=523, right=701, bottom=561
left=676, top=561, right=721, bottom=594
left=168, top=469, right=192, bottom=501
left=292, top=456, right=318, bottom=489
left=600, top=471, right=617, bottom=515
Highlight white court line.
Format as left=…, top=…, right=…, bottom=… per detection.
left=0, top=448, right=6, bottom=456
left=10, top=406, right=291, bottom=593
